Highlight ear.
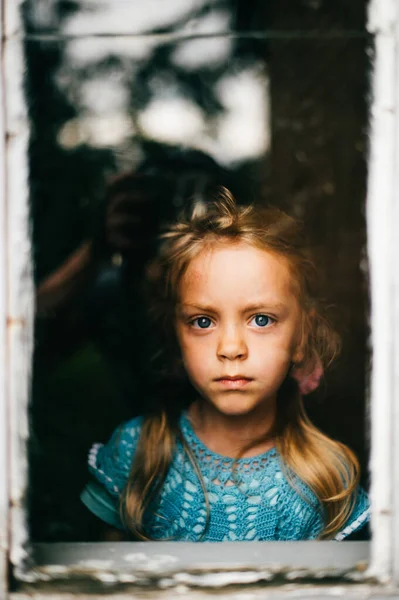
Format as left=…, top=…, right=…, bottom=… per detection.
left=291, top=355, right=323, bottom=395
left=290, top=308, right=315, bottom=375
left=291, top=329, right=306, bottom=366
left=292, top=345, right=305, bottom=365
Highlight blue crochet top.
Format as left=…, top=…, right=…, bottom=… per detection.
left=81, top=412, right=369, bottom=541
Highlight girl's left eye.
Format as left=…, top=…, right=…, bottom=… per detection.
left=250, top=314, right=274, bottom=328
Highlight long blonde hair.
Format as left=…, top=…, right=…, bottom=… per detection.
left=122, top=188, right=359, bottom=540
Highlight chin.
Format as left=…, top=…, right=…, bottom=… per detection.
left=213, top=396, right=260, bottom=416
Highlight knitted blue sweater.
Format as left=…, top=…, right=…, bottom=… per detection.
left=81, top=412, right=369, bottom=541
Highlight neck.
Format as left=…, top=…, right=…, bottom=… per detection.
left=188, top=399, right=277, bottom=459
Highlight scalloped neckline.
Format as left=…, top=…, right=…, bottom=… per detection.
left=180, top=411, right=277, bottom=464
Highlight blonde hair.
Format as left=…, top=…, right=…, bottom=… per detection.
left=122, top=187, right=359, bottom=540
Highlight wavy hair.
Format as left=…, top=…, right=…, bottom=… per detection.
left=121, top=187, right=359, bottom=540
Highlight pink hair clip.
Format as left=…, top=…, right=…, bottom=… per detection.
left=291, top=357, right=323, bottom=395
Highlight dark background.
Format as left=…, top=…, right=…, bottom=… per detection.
left=24, top=0, right=371, bottom=541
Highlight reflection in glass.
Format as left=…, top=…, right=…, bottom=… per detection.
left=24, top=0, right=370, bottom=542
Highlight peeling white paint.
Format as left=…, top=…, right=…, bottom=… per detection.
left=94, top=571, right=119, bottom=584
left=285, top=569, right=314, bottom=581
left=4, top=0, right=34, bottom=578
left=123, top=552, right=179, bottom=569
left=15, top=550, right=376, bottom=593
left=116, top=573, right=138, bottom=583
left=0, top=1, right=8, bottom=599
left=77, top=559, right=115, bottom=570
left=366, top=0, right=399, bottom=584
left=368, top=0, right=396, bottom=35
left=2, top=0, right=399, bottom=597
left=173, top=570, right=274, bottom=587
left=41, top=565, right=70, bottom=576
left=123, top=552, right=149, bottom=562
left=8, top=585, right=399, bottom=600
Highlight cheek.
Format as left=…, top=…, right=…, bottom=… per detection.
left=175, top=325, right=191, bottom=358
left=182, top=350, right=213, bottom=386
left=177, top=332, right=212, bottom=372
left=253, top=345, right=292, bottom=368
left=251, top=330, right=298, bottom=365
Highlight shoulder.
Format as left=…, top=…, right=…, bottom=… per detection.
left=334, top=486, right=370, bottom=541
left=272, top=454, right=370, bottom=540
left=272, top=463, right=323, bottom=540
left=87, top=416, right=144, bottom=497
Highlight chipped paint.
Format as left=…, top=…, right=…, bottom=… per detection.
left=9, top=586, right=399, bottom=600
left=366, top=0, right=399, bottom=584
left=10, top=583, right=399, bottom=600
left=171, top=570, right=274, bottom=587
left=23, top=565, right=374, bottom=589
left=123, top=553, right=148, bottom=562
left=3, top=0, right=399, bottom=596
left=3, top=0, right=35, bottom=585
left=10, top=541, right=374, bottom=594
left=123, top=552, right=179, bottom=570
left=77, top=559, right=115, bottom=570
left=6, top=316, right=27, bottom=328
left=0, top=0, right=8, bottom=598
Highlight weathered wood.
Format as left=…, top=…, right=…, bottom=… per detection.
left=4, top=0, right=34, bottom=583
left=366, top=0, right=399, bottom=582
left=8, top=587, right=399, bottom=600
left=0, top=2, right=8, bottom=600
left=3, top=0, right=399, bottom=596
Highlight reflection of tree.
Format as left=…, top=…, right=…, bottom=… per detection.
left=24, top=0, right=270, bottom=283
left=24, top=5, right=116, bottom=282
left=25, top=0, right=271, bottom=543
left=266, top=0, right=370, bottom=492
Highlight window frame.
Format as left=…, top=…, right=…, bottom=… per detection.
left=0, top=0, right=8, bottom=597
left=2, top=0, right=399, bottom=596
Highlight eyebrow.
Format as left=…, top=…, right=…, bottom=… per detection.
left=179, top=302, right=287, bottom=313
left=242, top=302, right=287, bottom=313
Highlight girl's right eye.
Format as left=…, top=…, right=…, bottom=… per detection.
left=191, top=316, right=213, bottom=329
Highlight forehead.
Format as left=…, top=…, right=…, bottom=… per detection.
left=179, top=241, right=296, bottom=302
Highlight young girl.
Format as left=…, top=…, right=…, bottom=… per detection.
left=81, top=188, right=369, bottom=541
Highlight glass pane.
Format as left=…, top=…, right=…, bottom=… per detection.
left=25, top=0, right=370, bottom=542
left=23, top=0, right=241, bottom=36
left=22, top=0, right=366, bottom=36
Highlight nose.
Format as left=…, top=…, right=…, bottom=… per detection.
left=217, top=323, right=248, bottom=361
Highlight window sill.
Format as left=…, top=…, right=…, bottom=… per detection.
left=11, top=541, right=373, bottom=594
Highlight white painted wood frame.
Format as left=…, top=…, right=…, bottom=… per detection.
left=0, top=0, right=9, bottom=597
left=367, top=0, right=399, bottom=584
left=2, top=0, right=34, bottom=586
left=2, top=0, right=399, bottom=595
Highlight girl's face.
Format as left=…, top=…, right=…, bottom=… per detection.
left=175, top=241, right=304, bottom=418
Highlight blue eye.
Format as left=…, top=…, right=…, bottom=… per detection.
left=192, top=317, right=212, bottom=329
left=252, top=314, right=272, bottom=328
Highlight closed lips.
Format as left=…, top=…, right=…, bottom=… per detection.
left=215, top=376, right=253, bottom=388
left=215, top=376, right=253, bottom=381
